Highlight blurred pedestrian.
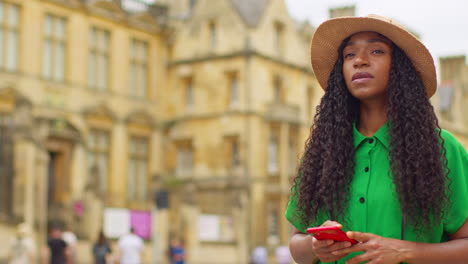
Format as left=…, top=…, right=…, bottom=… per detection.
left=7, top=222, right=37, bottom=264
left=43, top=225, right=71, bottom=264
left=275, top=245, right=291, bottom=264
left=92, top=231, right=112, bottom=264
left=169, top=238, right=185, bottom=264
left=62, top=226, right=77, bottom=264
left=117, top=227, right=144, bottom=264
left=251, top=245, right=267, bottom=264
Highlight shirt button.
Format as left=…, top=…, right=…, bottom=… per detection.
left=364, top=167, right=369, bottom=172
left=369, top=139, right=374, bottom=144
left=359, top=197, right=365, bottom=203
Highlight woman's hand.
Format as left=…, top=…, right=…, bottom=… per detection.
left=331, top=231, right=407, bottom=264
left=312, top=220, right=353, bottom=263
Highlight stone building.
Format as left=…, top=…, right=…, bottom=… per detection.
left=437, top=56, right=468, bottom=147
left=0, top=0, right=319, bottom=263
left=159, top=0, right=317, bottom=262
left=0, top=0, right=169, bottom=260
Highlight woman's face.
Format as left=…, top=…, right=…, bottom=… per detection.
left=342, top=31, right=393, bottom=102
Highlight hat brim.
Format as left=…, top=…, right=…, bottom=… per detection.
left=311, top=15, right=437, bottom=97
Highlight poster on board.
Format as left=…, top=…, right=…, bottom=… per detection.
left=130, top=210, right=152, bottom=239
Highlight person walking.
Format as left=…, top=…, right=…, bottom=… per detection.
left=251, top=245, right=267, bottom=264
left=7, top=223, right=37, bottom=264
left=92, top=231, right=112, bottom=264
left=43, top=225, right=70, bottom=264
left=275, top=245, right=291, bottom=264
left=117, top=227, right=144, bottom=264
left=62, top=226, right=77, bottom=264
left=169, top=238, right=185, bottom=264
left=286, top=15, right=468, bottom=264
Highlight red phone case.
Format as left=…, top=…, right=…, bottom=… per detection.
left=306, top=226, right=358, bottom=244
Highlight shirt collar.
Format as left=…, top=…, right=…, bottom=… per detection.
left=353, top=122, right=390, bottom=149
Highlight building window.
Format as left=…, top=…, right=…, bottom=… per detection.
left=231, top=140, right=240, bottom=168
left=43, top=14, right=66, bottom=82
left=189, top=0, right=197, bottom=9
left=225, top=136, right=241, bottom=169
left=228, top=74, right=238, bottom=108
left=274, top=22, right=284, bottom=57
left=185, top=78, right=194, bottom=111
left=129, top=39, right=148, bottom=98
left=209, top=21, right=216, bottom=50
left=88, top=129, right=110, bottom=193
left=176, top=140, right=193, bottom=178
left=0, top=2, right=19, bottom=72
left=88, top=27, right=110, bottom=91
left=267, top=128, right=279, bottom=174
left=267, top=203, right=280, bottom=245
left=273, top=76, right=284, bottom=103
left=0, top=113, right=13, bottom=218
left=306, top=85, right=314, bottom=118
left=288, top=127, right=298, bottom=175
left=128, top=136, right=149, bottom=201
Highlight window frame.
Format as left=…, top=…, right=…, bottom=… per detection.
left=88, top=26, right=111, bottom=91
left=0, top=2, right=20, bottom=72
left=129, top=38, right=149, bottom=98
left=127, top=135, right=150, bottom=202
left=42, top=13, right=67, bottom=82
left=88, top=129, right=111, bottom=194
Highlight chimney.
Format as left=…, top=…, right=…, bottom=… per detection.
left=329, top=5, right=355, bottom=18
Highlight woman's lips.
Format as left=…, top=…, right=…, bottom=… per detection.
left=352, top=72, right=374, bottom=83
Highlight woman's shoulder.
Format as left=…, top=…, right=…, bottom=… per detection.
left=439, top=129, right=468, bottom=161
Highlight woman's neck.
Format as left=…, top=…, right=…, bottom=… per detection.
left=358, top=102, right=388, bottom=137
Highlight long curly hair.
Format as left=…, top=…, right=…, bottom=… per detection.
left=293, top=37, right=449, bottom=232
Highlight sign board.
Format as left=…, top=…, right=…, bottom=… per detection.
left=198, top=214, right=235, bottom=242
left=198, top=214, right=220, bottom=241
left=103, top=208, right=130, bottom=238
left=103, top=208, right=152, bottom=240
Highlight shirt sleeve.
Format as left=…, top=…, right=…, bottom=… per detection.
left=284, top=184, right=308, bottom=233
left=441, top=130, right=468, bottom=234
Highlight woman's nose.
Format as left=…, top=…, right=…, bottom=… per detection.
left=353, top=52, right=369, bottom=68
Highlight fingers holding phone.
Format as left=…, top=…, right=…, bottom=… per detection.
left=311, top=237, right=352, bottom=263
left=308, top=221, right=355, bottom=263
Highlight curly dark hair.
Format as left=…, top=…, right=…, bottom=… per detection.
left=293, top=37, right=449, bottom=232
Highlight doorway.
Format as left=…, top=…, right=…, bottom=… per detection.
left=46, top=138, right=73, bottom=225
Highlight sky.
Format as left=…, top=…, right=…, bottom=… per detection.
left=284, top=0, right=468, bottom=70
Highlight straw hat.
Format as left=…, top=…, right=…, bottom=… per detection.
left=311, top=14, right=437, bottom=97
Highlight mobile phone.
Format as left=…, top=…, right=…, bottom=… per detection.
left=306, top=226, right=358, bottom=244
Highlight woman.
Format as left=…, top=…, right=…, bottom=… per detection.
left=92, top=231, right=112, bottom=264
left=286, top=15, right=468, bottom=264
left=8, top=223, right=37, bottom=264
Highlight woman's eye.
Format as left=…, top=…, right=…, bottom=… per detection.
left=344, top=53, right=355, bottom=59
left=372, top=49, right=384, bottom=54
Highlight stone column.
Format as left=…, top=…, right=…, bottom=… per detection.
left=180, top=182, right=199, bottom=263
left=12, top=98, right=34, bottom=223
left=152, top=208, right=169, bottom=264
left=181, top=204, right=199, bottom=263
left=110, top=121, right=127, bottom=207
left=279, top=123, right=290, bottom=245
left=35, top=147, right=49, bottom=244
left=234, top=188, right=249, bottom=264
left=14, top=139, right=36, bottom=226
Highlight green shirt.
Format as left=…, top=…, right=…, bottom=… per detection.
left=285, top=123, right=468, bottom=264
